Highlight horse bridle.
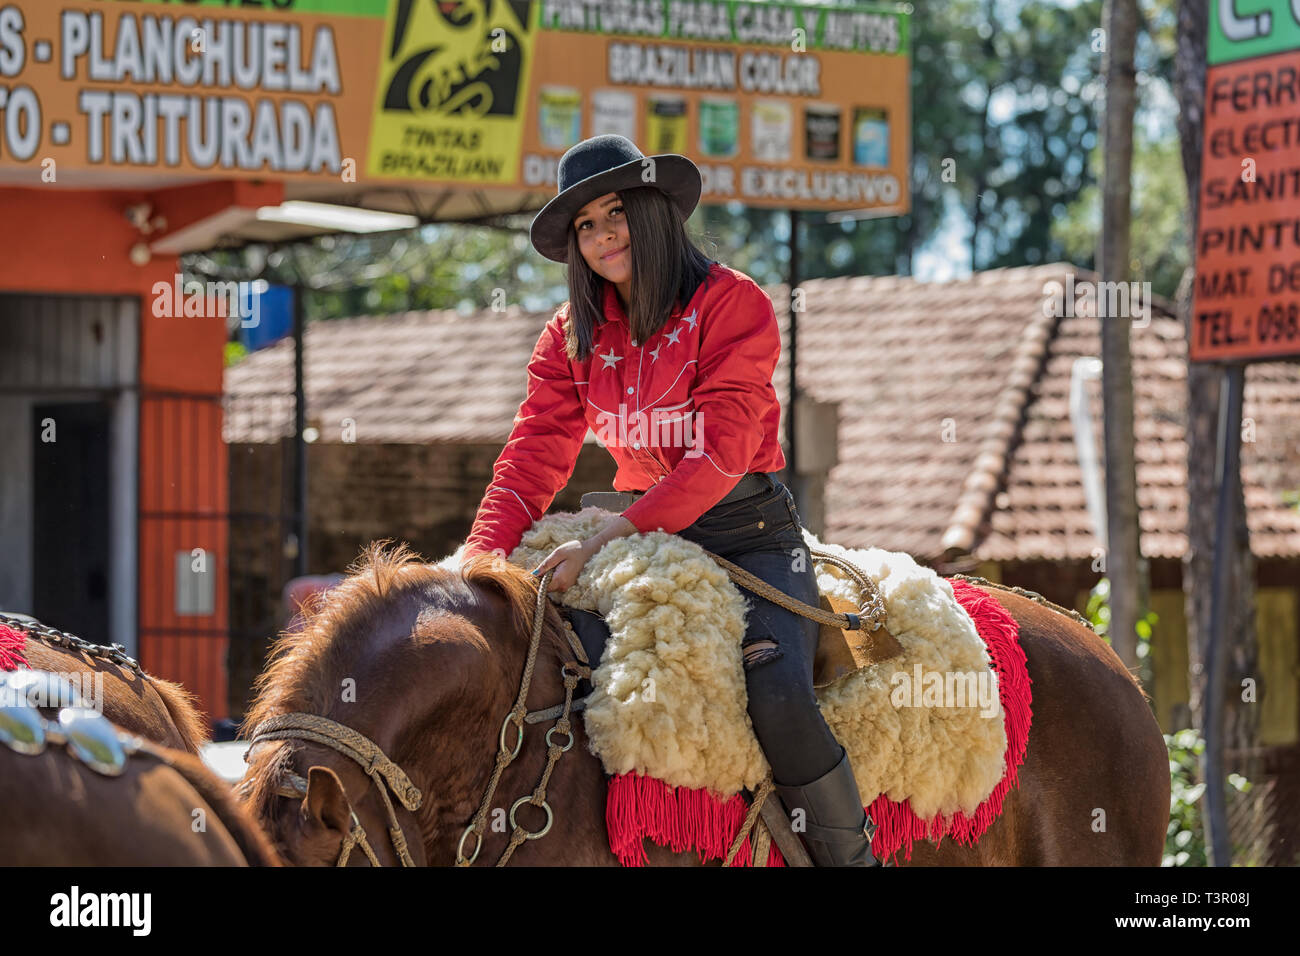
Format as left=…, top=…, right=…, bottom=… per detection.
left=241, top=566, right=592, bottom=867
left=242, top=713, right=424, bottom=867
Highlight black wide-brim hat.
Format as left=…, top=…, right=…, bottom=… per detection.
left=530, top=134, right=702, bottom=263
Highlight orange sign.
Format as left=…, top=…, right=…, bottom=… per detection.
left=510, top=5, right=911, bottom=212
left=1193, top=49, right=1300, bottom=362
left=0, top=0, right=909, bottom=217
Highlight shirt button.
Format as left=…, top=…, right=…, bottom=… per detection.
left=631, top=339, right=638, bottom=346
left=626, top=386, right=634, bottom=394
left=632, top=442, right=640, bottom=449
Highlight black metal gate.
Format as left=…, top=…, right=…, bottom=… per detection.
left=223, top=388, right=299, bottom=721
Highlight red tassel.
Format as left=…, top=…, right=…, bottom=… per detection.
left=0, top=623, right=27, bottom=672
left=603, top=582, right=1032, bottom=867
left=606, top=773, right=780, bottom=867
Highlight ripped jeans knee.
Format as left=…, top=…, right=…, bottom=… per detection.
left=742, top=637, right=783, bottom=671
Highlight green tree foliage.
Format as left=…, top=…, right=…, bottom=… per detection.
left=1054, top=130, right=1188, bottom=299
left=200, top=0, right=1188, bottom=320
left=1053, top=0, right=1185, bottom=298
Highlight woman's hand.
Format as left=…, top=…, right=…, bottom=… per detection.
left=531, top=539, right=593, bottom=592
left=529, top=515, right=639, bottom=592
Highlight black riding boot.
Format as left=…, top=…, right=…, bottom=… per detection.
left=773, top=746, right=881, bottom=867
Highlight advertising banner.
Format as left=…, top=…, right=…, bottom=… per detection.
left=0, top=0, right=909, bottom=215
left=1194, top=0, right=1300, bottom=361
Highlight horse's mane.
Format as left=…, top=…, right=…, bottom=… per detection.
left=239, top=541, right=569, bottom=820
left=147, top=676, right=209, bottom=753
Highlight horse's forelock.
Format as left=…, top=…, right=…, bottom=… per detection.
left=460, top=553, right=570, bottom=660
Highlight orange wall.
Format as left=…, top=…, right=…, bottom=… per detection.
left=0, top=186, right=231, bottom=721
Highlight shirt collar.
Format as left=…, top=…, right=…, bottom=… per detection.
left=601, top=280, right=628, bottom=325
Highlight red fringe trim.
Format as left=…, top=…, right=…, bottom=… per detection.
left=604, top=580, right=1031, bottom=866
left=0, top=623, right=28, bottom=672
left=606, top=773, right=785, bottom=867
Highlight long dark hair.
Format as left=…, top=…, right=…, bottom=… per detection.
left=562, top=185, right=715, bottom=362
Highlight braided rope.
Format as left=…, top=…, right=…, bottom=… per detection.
left=249, top=714, right=422, bottom=811
left=248, top=713, right=422, bottom=866
left=703, top=547, right=888, bottom=632
left=949, top=573, right=1097, bottom=632
left=723, top=775, right=775, bottom=867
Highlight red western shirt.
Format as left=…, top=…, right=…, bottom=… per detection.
left=463, top=262, right=786, bottom=559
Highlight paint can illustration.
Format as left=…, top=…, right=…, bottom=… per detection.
left=752, top=99, right=792, bottom=162
left=539, top=86, right=582, bottom=149
left=699, top=97, right=739, bottom=158
left=853, top=107, right=890, bottom=167
left=592, top=89, right=637, bottom=141
left=646, top=96, right=688, bottom=153
left=804, top=104, right=841, bottom=161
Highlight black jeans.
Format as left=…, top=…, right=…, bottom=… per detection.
left=565, top=475, right=843, bottom=788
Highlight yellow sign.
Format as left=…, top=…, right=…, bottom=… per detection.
left=367, top=0, right=538, bottom=182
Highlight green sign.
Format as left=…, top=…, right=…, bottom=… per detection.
left=1210, top=0, right=1300, bottom=64
left=539, top=0, right=910, bottom=55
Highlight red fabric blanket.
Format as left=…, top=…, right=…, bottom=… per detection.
left=605, top=578, right=1031, bottom=866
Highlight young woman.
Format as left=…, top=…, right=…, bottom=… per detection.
left=462, top=134, right=877, bottom=866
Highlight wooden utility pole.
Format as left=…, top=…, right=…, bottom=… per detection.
left=1099, top=0, right=1143, bottom=670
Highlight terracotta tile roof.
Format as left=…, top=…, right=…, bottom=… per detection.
left=223, top=307, right=563, bottom=444
left=223, top=263, right=1300, bottom=561
left=792, top=263, right=1300, bottom=562
left=791, top=265, right=1071, bottom=559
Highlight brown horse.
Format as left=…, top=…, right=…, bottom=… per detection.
left=3, top=621, right=208, bottom=754
left=239, top=543, right=1170, bottom=866
left=0, top=733, right=280, bottom=866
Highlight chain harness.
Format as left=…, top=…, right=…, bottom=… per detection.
left=0, top=612, right=143, bottom=675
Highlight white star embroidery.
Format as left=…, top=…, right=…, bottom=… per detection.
left=599, top=348, right=623, bottom=369
left=650, top=344, right=662, bottom=361
left=681, top=310, right=698, bottom=331
left=664, top=328, right=682, bottom=346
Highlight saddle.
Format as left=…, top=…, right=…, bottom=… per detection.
left=574, top=486, right=904, bottom=689
left=812, top=592, right=903, bottom=687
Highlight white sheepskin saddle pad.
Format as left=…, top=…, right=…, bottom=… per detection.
left=498, top=508, right=1008, bottom=821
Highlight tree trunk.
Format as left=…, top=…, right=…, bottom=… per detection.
left=1099, top=0, right=1142, bottom=671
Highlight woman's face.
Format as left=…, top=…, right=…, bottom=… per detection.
left=573, top=192, right=631, bottom=288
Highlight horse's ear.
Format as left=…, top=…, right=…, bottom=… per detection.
left=303, top=766, right=351, bottom=835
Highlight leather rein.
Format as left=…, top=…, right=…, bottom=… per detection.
left=241, top=549, right=885, bottom=867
